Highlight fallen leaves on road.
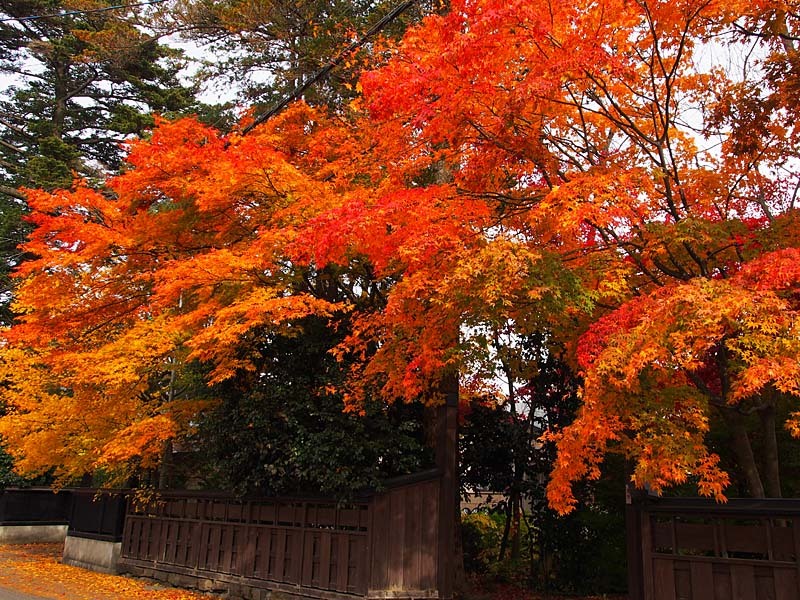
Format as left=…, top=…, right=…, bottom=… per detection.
left=0, top=544, right=215, bottom=600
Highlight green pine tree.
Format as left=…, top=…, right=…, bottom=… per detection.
left=0, top=0, right=200, bottom=322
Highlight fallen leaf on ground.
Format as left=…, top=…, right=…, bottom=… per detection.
left=0, top=544, right=218, bottom=600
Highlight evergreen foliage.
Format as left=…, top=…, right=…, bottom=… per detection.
left=194, top=316, right=431, bottom=498
left=0, top=0, right=198, bottom=322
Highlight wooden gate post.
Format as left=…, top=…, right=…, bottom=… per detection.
left=625, top=482, right=645, bottom=600
left=435, top=373, right=459, bottom=600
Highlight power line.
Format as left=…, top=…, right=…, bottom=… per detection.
left=0, top=0, right=168, bottom=24
left=1, top=0, right=420, bottom=134
left=241, top=0, right=420, bottom=136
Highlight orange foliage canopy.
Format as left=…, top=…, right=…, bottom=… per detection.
left=0, top=114, right=344, bottom=480
left=2, top=0, right=800, bottom=512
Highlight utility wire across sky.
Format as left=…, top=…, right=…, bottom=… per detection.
left=0, top=0, right=168, bottom=23
left=240, top=0, right=420, bottom=136
left=0, top=0, right=421, bottom=134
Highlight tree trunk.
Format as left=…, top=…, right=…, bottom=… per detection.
left=759, top=399, right=782, bottom=498
left=158, top=438, right=174, bottom=490
left=52, top=60, right=69, bottom=139
left=498, top=499, right=513, bottom=561
left=722, top=407, right=765, bottom=498
left=453, top=481, right=466, bottom=598
left=510, top=488, right=522, bottom=561
left=431, top=370, right=459, bottom=599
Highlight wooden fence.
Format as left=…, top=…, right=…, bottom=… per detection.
left=627, top=496, right=800, bottom=600
left=68, top=489, right=127, bottom=542
left=0, top=487, right=71, bottom=526
left=118, top=470, right=445, bottom=600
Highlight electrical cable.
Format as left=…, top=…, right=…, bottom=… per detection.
left=1, top=0, right=420, bottom=136
left=240, top=0, right=419, bottom=136
left=0, top=0, right=168, bottom=24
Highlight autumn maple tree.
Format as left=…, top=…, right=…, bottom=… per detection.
left=2, top=0, right=800, bottom=514
left=347, top=0, right=800, bottom=512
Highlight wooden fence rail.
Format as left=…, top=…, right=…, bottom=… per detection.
left=68, top=489, right=127, bottom=542
left=0, top=488, right=71, bottom=526
left=628, top=497, right=800, bottom=600
left=119, top=470, right=443, bottom=600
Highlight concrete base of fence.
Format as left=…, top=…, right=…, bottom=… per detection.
left=121, top=559, right=434, bottom=600
left=0, top=524, right=68, bottom=544
left=62, top=535, right=122, bottom=574
left=120, top=562, right=270, bottom=600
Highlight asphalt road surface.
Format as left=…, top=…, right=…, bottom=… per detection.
left=0, top=586, right=46, bottom=600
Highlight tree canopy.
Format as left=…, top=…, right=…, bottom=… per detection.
left=1, top=0, right=800, bottom=512
left=0, top=0, right=199, bottom=323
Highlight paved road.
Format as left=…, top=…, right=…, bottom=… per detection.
left=0, top=587, right=46, bottom=600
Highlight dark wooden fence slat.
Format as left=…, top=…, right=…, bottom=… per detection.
left=290, top=530, right=302, bottom=584
left=268, top=529, right=279, bottom=580
left=260, top=528, right=272, bottom=579
left=653, top=558, right=676, bottom=600
left=275, top=528, right=287, bottom=582
left=333, top=534, right=350, bottom=593
left=162, top=521, right=173, bottom=563
left=793, top=518, right=800, bottom=594
left=730, top=564, right=756, bottom=600
left=319, top=531, right=332, bottom=589
left=714, top=566, right=733, bottom=600
left=241, top=527, right=257, bottom=577
left=302, top=530, right=315, bottom=587
left=224, top=526, right=236, bottom=573
left=388, top=487, right=406, bottom=589
left=403, top=484, right=422, bottom=590
left=774, top=568, right=798, bottom=600
left=689, top=561, right=713, bottom=599
left=419, top=480, right=439, bottom=591
left=350, top=536, right=366, bottom=594
left=642, top=512, right=655, bottom=600
left=369, top=494, right=389, bottom=592
left=673, top=563, right=691, bottom=600
left=148, top=520, right=161, bottom=561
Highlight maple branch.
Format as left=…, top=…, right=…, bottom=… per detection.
left=790, top=178, right=800, bottom=210
left=661, top=241, right=695, bottom=277
left=543, top=131, right=590, bottom=173
left=683, top=242, right=708, bottom=277
left=62, top=294, right=151, bottom=340
left=259, top=170, right=288, bottom=200
left=654, top=145, right=682, bottom=221
left=586, top=220, right=663, bottom=286
left=577, top=81, right=661, bottom=167
left=456, top=188, right=544, bottom=213
left=755, top=188, right=776, bottom=223
left=566, top=87, right=606, bottom=166
left=685, top=370, right=724, bottom=408
left=650, top=254, right=692, bottom=281
left=768, top=10, right=798, bottom=57
left=731, top=20, right=800, bottom=56
left=638, top=4, right=669, bottom=142
left=465, top=119, right=528, bottom=166
left=736, top=400, right=776, bottom=416
left=719, top=162, right=759, bottom=220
